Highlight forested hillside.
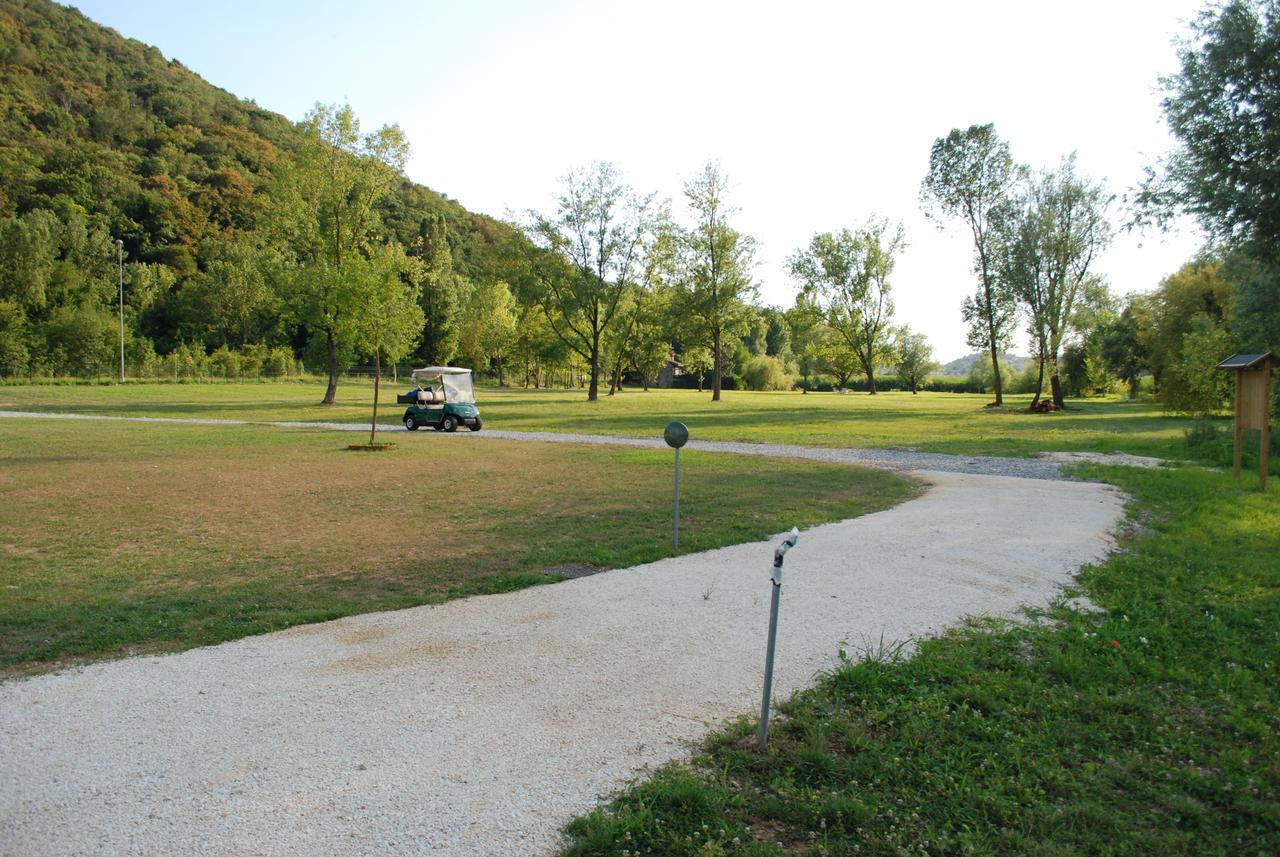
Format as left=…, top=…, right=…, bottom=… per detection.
left=0, top=0, right=532, bottom=376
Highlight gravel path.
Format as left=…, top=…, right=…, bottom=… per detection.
left=0, top=466, right=1125, bottom=856
left=0, top=410, right=1069, bottom=479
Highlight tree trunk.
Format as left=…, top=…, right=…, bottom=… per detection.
left=1050, top=371, right=1065, bottom=409
left=369, top=348, right=380, bottom=446
left=496, top=354, right=505, bottom=387
left=1030, top=355, right=1045, bottom=407
left=323, top=327, right=339, bottom=405
left=711, top=329, right=722, bottom=402
left=1127, top=376, right=1138, bottom=400
left=987, top=336, right=1004, bottom=406
left=587, top=336, right=600, bottom=401
left=612, top=357, right=624, bottom=395
left=865, top=365, right=878, bottom=394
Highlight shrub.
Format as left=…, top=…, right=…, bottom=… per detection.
left=239, top=343, right=266, bottom=378
left=207, top=346, right=241, bottom=379
left=740, top=355, right=794, bottom=391
left=263, top=346, right=293, bottom=378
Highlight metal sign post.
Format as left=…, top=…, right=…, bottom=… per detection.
left=664, top=421, right=689, bottom=548
left=759, top=527, right=799, bottom=751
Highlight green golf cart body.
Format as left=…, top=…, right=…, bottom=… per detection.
left=401, top=366, right=482, bottom=432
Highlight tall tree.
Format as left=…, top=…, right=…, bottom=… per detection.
left=785, top=292, right=826, bottom=392
left=894, top=327, right=939, bottom=394
left=352, top=244, right=422, bottom=445
left=921, top=123, right=1018, bottom=405
left=273, top=102, right=409, bottom=404
left=1139, top=0, right=1280, bottom=366
left=675, top=162, right=756, bottom=401
left=407, top=214, right=460, bottom=366
left=1004, top=158, right=1113, bottom=408
left=457, top=280, right=517, bottom=385
left=1100, top=296, right=1153, bottom=399
left=1139, top=0, right=1280, bottom=258
left=527, top=162, right=655, bottom=401
left=995, top=185, right=1052, bottom=404
left=788, top=219, right=905, bottom=393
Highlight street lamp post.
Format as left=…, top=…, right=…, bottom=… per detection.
left=115, top=239, right=124, bottom=382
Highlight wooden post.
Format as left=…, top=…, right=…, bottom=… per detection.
left=1261, top=362, right=1271, bottom=491
left=1234, top=369, right=1244, bottom=480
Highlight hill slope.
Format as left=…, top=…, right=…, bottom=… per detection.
left=938, top=351, right=1028, bottom=377
left=0, top=0, right=530, bottom=366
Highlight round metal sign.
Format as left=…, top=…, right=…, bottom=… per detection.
left=664, top=421, right=689, bottom=449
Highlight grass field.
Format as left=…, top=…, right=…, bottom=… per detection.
left=562, top=463, right=1280, bottom=855
left=0, top=417, right=914, bottom=676
left=3, top=380, right=1275, bottom=852
left=0, top=379, right=1213, bottom=460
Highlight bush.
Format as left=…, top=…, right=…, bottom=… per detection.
left=207, top=346, right=241, bottom=379
left=263, top=346, right=293, bottom=378
left=239, top=343, right=266, bottom=378
left=927, top=376, right=986, bottom=394
left=740, top=355, right=794, bottom=391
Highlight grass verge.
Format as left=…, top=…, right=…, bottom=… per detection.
left=561, top=464, right=1279, bottom=855
left=0, top=419, right=915, bottom=676
left=0, top=381, right=1207, bottom=460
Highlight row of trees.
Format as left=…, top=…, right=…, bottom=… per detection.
left=7, top=1, right=1270, bottom=412
left=482, top=159, right=935, bottom=403
left=922, top=0, right=1279, bottom=416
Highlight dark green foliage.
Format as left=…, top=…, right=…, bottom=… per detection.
left=0, top=0, right=534, bottom=376
left=1145, top=0, right=1280, bottom=258
left=563, top=465, right=1280, bottom=855
left=408, top=213, right=461, bottom=364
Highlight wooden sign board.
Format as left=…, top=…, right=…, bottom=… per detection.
left=1239, top=368, right=1271, bottom=431
left=1217, top=352, right=1275, bottom=490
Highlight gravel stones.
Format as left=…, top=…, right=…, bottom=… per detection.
left=1, top=470, right=1125, bottom=856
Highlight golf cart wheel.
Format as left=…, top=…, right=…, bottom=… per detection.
left=469, top=418, right=483, bottom=432
left=403, top=415, right=418, bottom=431
left=442, top=415, right=458, bottom=432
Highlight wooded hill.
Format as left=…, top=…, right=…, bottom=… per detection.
left=0, top=0, right=532, bottom=370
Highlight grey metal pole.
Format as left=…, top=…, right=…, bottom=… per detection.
left=116, top=239, right=124, bottom=382
left=758, top=527, right=799, bottom=751
left=673, top=446, right=681, bottom=549
left=758, top=576, right=782, bottom=750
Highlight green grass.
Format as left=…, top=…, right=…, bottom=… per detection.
left=0, top=380, right=1210, bottom=460
left=560, top=464, right=1280, bottom=855
left=0, top=418, right=915, bottom=675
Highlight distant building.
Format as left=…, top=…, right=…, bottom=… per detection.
left=657, top=350, right=683, bottom=388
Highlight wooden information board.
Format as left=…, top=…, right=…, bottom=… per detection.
left=1217, top=352, right=1276, bottom=490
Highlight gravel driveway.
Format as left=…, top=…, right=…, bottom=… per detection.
left=0, top=463, right=1124, bottom=856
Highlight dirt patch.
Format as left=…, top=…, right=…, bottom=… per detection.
left=335, top=625, right=391, bottom=645
left=318, top=638, right=465, bottom=674
left=1040, top=451, right=1165, bottom=469
left=540, top=563, right=608, bottom=580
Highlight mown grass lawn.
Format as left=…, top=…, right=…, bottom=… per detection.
left=561, top=463, right=1280, bottom=856
left=0, top=379, right=1209, bottom=460
left=0, top=418, right=915, bottom=676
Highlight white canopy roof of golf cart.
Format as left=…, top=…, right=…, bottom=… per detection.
left=411, top=366, right=472, bottom=378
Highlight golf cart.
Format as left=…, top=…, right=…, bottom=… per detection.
left=398, top=367, right=482, bottom=432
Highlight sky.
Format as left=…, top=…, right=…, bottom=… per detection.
left=75, top=0, right=1208, bottom=361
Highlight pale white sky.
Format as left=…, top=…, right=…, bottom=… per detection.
left=79, top=0, right=1207, bottom=360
